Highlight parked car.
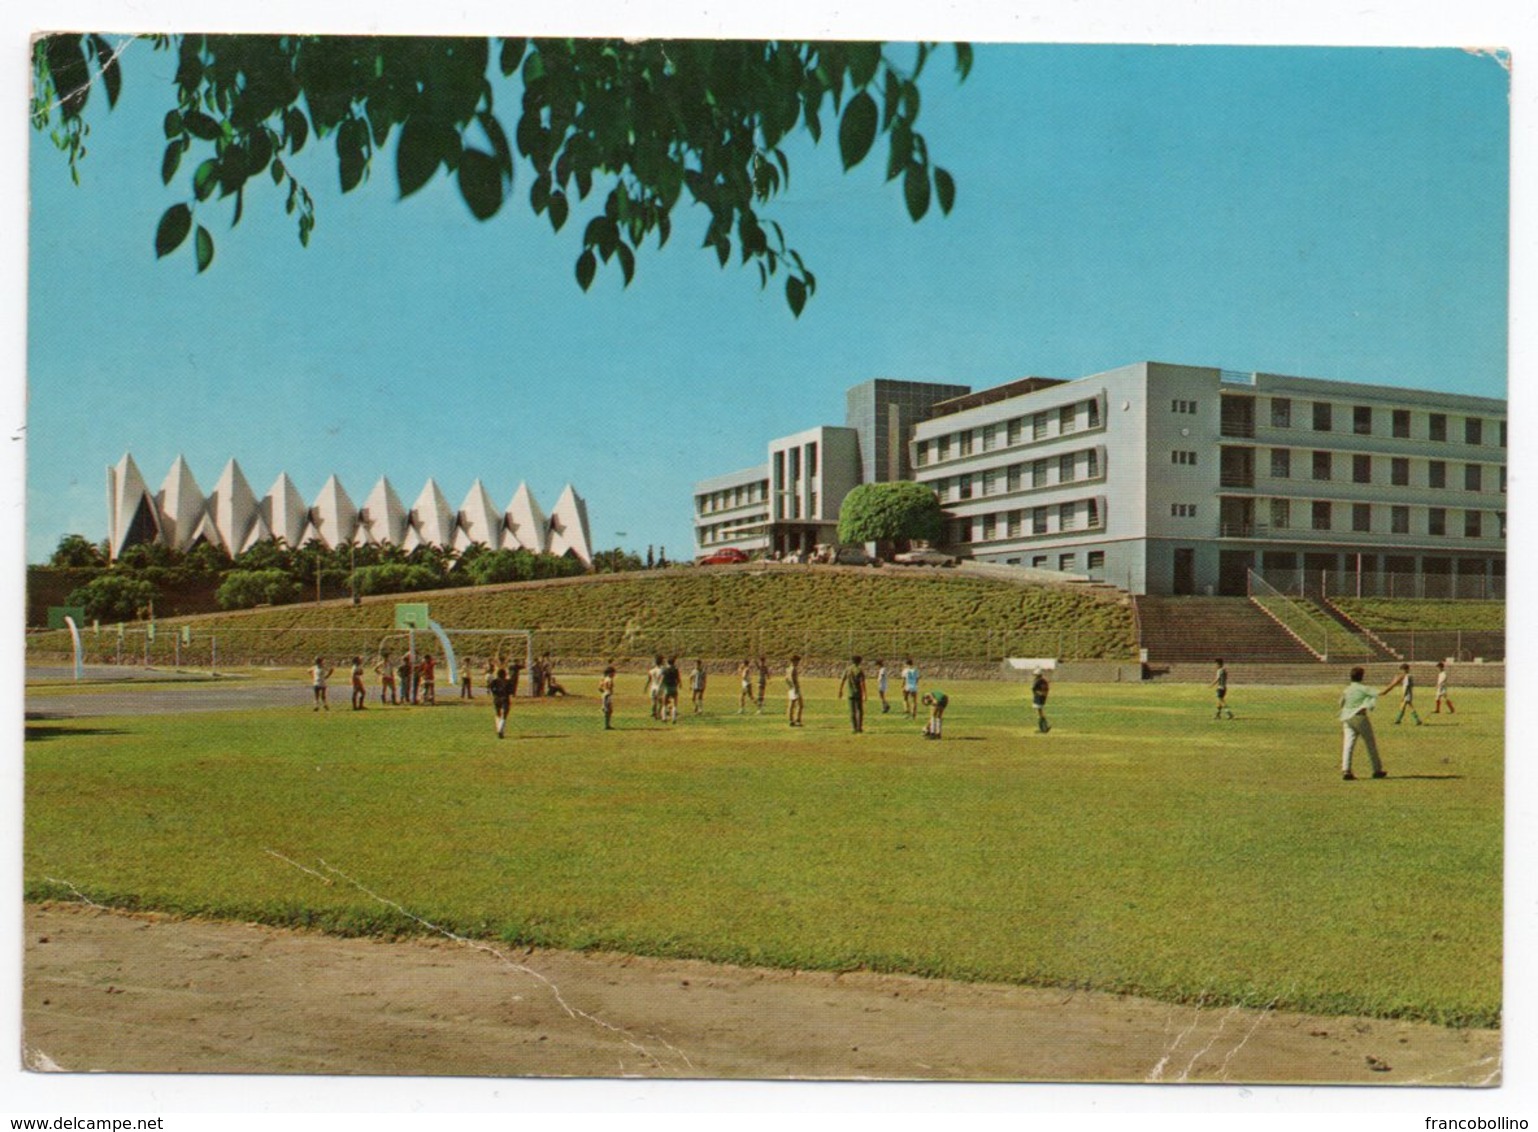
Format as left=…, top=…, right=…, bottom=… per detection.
left=699, top=547, right=751, bottom=566
left=891, top=547, right=957, bottom=568
left=832, top=545, right=880, bottom=566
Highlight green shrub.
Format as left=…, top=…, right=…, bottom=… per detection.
left=837, top=482, right=942, bottom=547
left=216, top=569, right=304, bottom=610
left=66, top=574, right=157, bottom=622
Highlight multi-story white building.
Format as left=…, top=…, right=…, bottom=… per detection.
left=910, top=362, right=1506, bottom=596
left=695, top=362, right=1506, bottom=597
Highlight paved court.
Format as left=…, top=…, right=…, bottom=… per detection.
left=26, top=667, right=309, bottom=718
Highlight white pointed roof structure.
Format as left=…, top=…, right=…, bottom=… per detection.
left=502, top=482, right=548, bottom=553
left=205, top=459, right=259, bottom=555
left=156, top=456, right=206, bottom=552
left=455, top=480, right=504, bottom=551
left=405, top=479, right=457, bottom=551
left=185, top=509, right=222, bottom=551
left=262, top=472, right=310, bottom=547
left=106, top=453, right=161, bottom=560
left=305, top=475, right=357, bottom=549
left=355, top=476, right=409, bottom=547
left=546, top=484, right=593, bottom=564
left=240, top=512, right=275, bottom=554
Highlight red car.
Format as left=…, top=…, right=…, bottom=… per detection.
left=699, top=547, right=751, bottom=565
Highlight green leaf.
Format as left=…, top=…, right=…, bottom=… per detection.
left=848, top=42, right=882, bottom=88
left=954, top=42, right=974, bottom=80
left=575, top=248, right=596, bottom=291
left=154, top=204, right=192, bottom=258
left=271, top=157, right=285, bottom=186
left=903, top=161, right=930, bottom=221
left=457, top=148, right=503, bottom=220
left=934, top=166, right=955, bottom=215
left=838, top=91, right=878, bottom=171
left=396, top=115, right=448, bottom=199
left=91, top=35, right=121, bottom=108
left=478, top=111, right=513, bottom=177
left=337, top=118, right=367, bottom=193
left=786, top=274, right=807, bottom=317
left=548, top=190, right=569, bottom=232
left=193, top=158, right=217, bottom=200
left=195, top=225, right=214, bottom=272
left=163, top=109, right=183, bottom=139
left=616, top=242, right=635, bottom=286
left=284, top=107, right=308, bottom=154
left=161, top=141, right=183, bottom=185
left=184, top=110, right=221, bottom=140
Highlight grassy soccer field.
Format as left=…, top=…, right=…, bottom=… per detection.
left=24, top=676, right=1502, bottom=1027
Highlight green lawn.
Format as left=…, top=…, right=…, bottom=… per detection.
left=25, top=677, right=1502, bottom=1027
left=1333, top=598, right=1505, bottom=632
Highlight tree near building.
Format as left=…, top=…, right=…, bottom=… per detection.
left=66, top=574, right=157, bottom=622
left=49, top=533, right=108, bottom=568
left=31, top=34, right=969, bottom=315
left=836, top=481, right=942, bottom=549
left=215, top=568, right=304, bottom=609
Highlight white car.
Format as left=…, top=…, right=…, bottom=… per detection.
left=891, top=548, right=956, bottom=567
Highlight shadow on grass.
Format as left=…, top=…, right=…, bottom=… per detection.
left=24, top=722, right=130, bottom=742
left=1388, top=774, right=1465, bottom=781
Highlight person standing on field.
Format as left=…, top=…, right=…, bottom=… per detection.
left=1434, top=661, right=1456, bottom=714
left=1031, top=668, right=1051, bottom=733
left=1383, top=663, right=1423, bottom=726
left=310, top=657, right=334, bottom=712
left=1209, top=658, right=1233, bottom=720
left=690, top=659, right=707, bottom=714
left=755, top=656, right=770, bottom=713
left=737, top=659, right=754, bottom=714
left=875, top=660, right=891, bottom=714
left=661, top=656, right=682, bottom=723
left=420, top=653, right=437, bottom=705
left=599, top=665, right=616, bottom=730
left=489, top=666, right=513, bottom=739
left=1339, top=666, right=1387, bottom=781
left=646, top=655, right=664, bottom=720
left=922, top=690, right=948, bottom=739
left=376, top=652, right=397, bottom=705
left=397, top=652, right=413, bottom=705
left=786, top=654, right=804, bottom=727
left=837, top=655, right=867, bottom=734
left=901, top=658, right=920, bottom=719
left=349, top=656, right=367, bottom=711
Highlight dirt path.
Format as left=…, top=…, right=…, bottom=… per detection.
left=22, top=902, right=1498, bottom=1084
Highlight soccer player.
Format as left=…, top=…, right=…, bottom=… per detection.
left=786, top=654, right=804, bottom=727
left=755, top=656, right=770, bottom=713
left=1339, top=666, right=1387, bottom=780
left=396, top=652, right=414, bottom=705
left=1383, top=663, right=1423, bottom=726
left=420, top=653, right=437, bottom=705
left=460, top=659, right=474, bottom=699
left=646, top=655, right=664, bottom=720
left=661, top=656, right=682, bottom=723
left=690, top=659, right=707, bottom=713
left=875, top=660, right=891, bottom=714
left=1209, top=658, right=1233, bottom=720
left=375, top=652, right=397, bottom=705
left=599, top=665, right=616, bottom=730
left=901, top=658, right=920, bottom=719
left=738, top=659, right=754, bottom=714
left=349, top=656, right=367, bottom=711
left=837, top=655, right=867, bottom=734
left=1434, top=661, right=1456, bottom=714
left=310, top=657, right=334, bottom=712
left=1031, top=668, right=1051, bottom=733
left=489, top=666, right=513, bottom=739
left=922, top=690, right=948, bottom=739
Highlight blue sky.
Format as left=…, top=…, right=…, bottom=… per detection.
left=27, top=41, right=1509, bottom=562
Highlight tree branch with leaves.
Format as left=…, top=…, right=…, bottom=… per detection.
left=32, top=34, right=972, bottom=314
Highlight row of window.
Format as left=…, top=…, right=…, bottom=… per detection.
left=1265, top=449, right=1506, bottom=491
left=1267, top=499, right=1504, bottom=538
left=1002, top=550, right=1105, bottom=573
left=697, top=518, right=769, bottom=546
left=696, top=481, right=770, bottom=515
left=1267, top=397, right=1504, bottom=446
left=929, top=448, right=1103, bottom=502
left=949, top=498, right=1105, bottom=544
left=914, top=398, right=1103, bottom=467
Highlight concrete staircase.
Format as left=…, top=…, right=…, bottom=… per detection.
left=1135, top=596, right=1323, bottom=664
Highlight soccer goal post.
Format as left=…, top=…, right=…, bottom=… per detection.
left=435, top=629, right=537, bottom=695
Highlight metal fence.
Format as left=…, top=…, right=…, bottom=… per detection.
left=1371, top=630, right=1505, bottom=663
left=25, top=622, right=1138, bottom=672
left=1251, top=568, right=1505, bottom=601
left=1246, top=570, right=1377, bottom=662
